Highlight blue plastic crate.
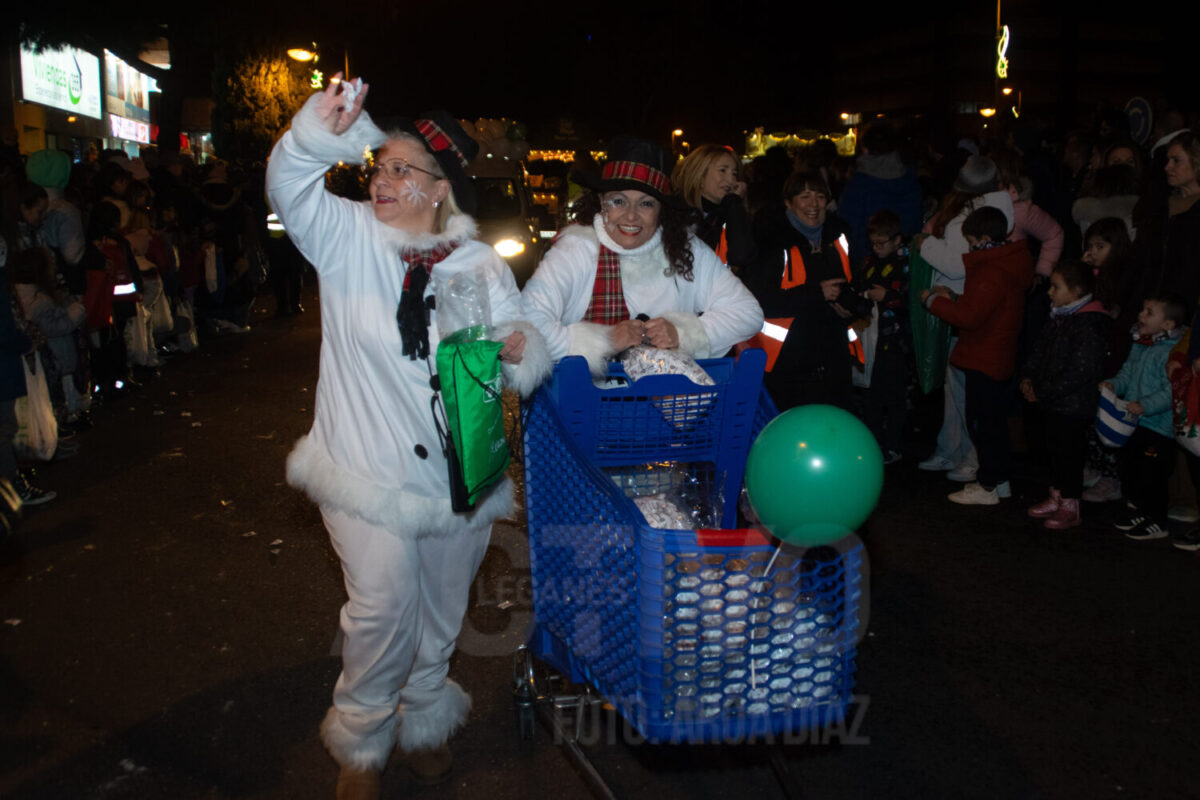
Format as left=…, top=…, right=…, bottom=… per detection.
left=523, top=353, right=863, bottom=744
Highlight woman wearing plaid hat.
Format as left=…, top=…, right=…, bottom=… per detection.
left=266, top=74, right=551, bottom=799
left=520, top=135, right=762, bottom=374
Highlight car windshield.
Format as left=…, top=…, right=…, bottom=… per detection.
left=473, top=177, right=522, bottom=220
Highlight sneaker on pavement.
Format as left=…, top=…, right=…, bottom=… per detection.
left=918, top=455, right=956, bottom=471
left=1113, top=510, right=1145, bottom=531
left=1167, top=505, right=1199, bottom=523
left=1124, top=520, right=1169, bottom=541
left=1082, top=477, right=1122, bottom=503
left=1172, top=527, right=1200, bottom=551
left=947, top=463, right=978, bottom=482
left=948, top=482, right=999, bottom=505
left=15, top=480, right=56, bottom=507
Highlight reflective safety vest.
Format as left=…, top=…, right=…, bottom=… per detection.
left=713, top=225, right=729, bottom=263
left=747, top=234, right=865, bottom=370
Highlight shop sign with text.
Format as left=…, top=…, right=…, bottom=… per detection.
left=110, top=114, right=150, bottom=144
left=19, top=43, right=103, bottom=119
left=104, top=50, right=157, bottom=123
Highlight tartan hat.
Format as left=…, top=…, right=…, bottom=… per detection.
left=574, top=135, right=680, bottom=205
left=381, top=110, right=480, bottom=215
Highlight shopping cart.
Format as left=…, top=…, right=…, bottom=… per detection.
left=515, top=349, right=865, bottom=794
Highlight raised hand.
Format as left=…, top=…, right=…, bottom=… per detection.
left=312, top=72, right=369, bottom=135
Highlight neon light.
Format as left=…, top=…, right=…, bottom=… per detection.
left=996, top=25, right=1010, bottom=79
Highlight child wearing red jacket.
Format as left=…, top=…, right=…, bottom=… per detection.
left=920, top=206, right=1034, bottom=505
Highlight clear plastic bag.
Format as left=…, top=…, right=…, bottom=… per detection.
left=435, top=268, right=492, bottom=341
left=608, top=461, right=724, bottom=529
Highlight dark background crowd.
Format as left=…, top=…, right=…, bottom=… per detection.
left=0, top=143, right=310, bottom=513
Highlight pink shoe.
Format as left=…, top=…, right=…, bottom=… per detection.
left=1044, top=498, right=1082, bottom=530
left=1028, top=488, right=1061, bottom=518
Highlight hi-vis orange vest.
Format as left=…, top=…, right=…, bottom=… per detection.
left=747, top=233, right=865, bottom=371
left=714, top=225, right=729, bottom=263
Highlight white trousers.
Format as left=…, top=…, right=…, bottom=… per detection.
left=318, top=506, right=491, bottom=770
left=932, top=339, right=978, bottom=469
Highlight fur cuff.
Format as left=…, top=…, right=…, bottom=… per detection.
left=286, top=435, right=514, bottom=534
left=398, top=679, right=472, bottom=752
left=290, top=92, right=386, bottom=166
left=661, top=311, right=711, bottom=358
left=495, top=320, right=553, bottom=398
left=568, top=321, right=617, bottom=377
left=320, top=706, right=396, bottom=770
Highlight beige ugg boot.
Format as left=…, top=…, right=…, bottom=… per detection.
left=336, top=766, right=381, bottom=800
left=404, top=742, right=453, bottom=785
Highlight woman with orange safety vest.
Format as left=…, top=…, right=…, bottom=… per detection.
left=744, top=170, right=866, bottom=410
left=672, top=145, right=757, bottom=272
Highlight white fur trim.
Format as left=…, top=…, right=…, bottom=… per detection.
left=593, top=215, right=663, bottom=256
left=372, top=212, right=478, bottom=251
left=494, top=320, right=552, bottom=398
left=286, top=436, right=515, bottom=536
left=661, top=311, right=711, bottom=358
left=289, top=92, right=386, bottom=166
left=568, top=321, right=618, bottom=377
left=398, top=679, right=472, bottom=752
left=320, top=705, right=395, bottom=770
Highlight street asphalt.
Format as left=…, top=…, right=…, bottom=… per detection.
left=1, top=288, right=1196, bottom=799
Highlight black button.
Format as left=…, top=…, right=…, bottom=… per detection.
left=414, top=445, right=428, bottom=459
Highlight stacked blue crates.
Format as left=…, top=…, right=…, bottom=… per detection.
left=523, top=350, right=863, bottom=743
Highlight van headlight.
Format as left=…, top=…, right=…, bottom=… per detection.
left=494, top=238, right=525, bottom=258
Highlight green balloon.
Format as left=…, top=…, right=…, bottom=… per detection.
left=744, top=404, right=883, bottom=546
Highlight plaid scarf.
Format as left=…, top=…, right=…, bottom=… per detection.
left=397, top=241, right=460, bottom=360
left=583, top=244, right=630, bottom=324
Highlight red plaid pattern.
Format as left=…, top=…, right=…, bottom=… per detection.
left=396, top=240, right=462, bottom=359
left=583, top=245, right=630, bottom=324
left=415, top=119, right=468, bottom=167
left=601, top=160, right=671, bottom=195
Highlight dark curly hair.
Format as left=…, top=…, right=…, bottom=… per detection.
left=569, top=192, right=700, bottom=281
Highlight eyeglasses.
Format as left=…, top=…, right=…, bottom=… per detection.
left=368, top=159, right=444, bottom=182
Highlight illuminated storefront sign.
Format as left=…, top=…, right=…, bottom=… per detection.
left=996, top=25, right=1010, bottom=79
left=104, top=49, right=157, bottom=123
left=110, top=114, right=150, bottom=144
left=19, top=43, right=103, bottom=119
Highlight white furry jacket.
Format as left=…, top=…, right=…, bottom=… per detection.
left=265, top=94, right=551, bottom=536
left=520, top=217, right=763, bottom=375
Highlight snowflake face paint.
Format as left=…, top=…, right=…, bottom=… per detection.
left=402, top=179, right=429, bottom=207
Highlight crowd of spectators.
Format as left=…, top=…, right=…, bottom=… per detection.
left=0, top=145, right=305, bottom=512
left=678, top=103, right=1200, bottom=547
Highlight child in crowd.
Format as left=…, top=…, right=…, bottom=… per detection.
left=1103, top=292, right=1188, bottom=541
left=921, top=206, right=1034, bottom=505
left=1020, top=261, right=1111, bottom=529
left=858, top=209, right=909, bottom=464
left=1080, top=218, right=1136, bottom=503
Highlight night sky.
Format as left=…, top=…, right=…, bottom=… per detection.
left=279, top=0, right=848, bottom=148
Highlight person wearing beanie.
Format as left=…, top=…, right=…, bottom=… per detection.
left=266, top=74, right=552, bottom=799
left=520, top=134, right=762, bottom=377
left=25, top=149, right=85, bottom=288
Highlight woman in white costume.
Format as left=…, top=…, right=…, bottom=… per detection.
left=520, top=135, right=762, bottom=373
left=266, top=75, right=550, bottom=799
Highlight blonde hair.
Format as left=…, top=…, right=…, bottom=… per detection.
left=378, top=131, right=462, bottom=233
left=671, top=145, right=740, bottom=210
